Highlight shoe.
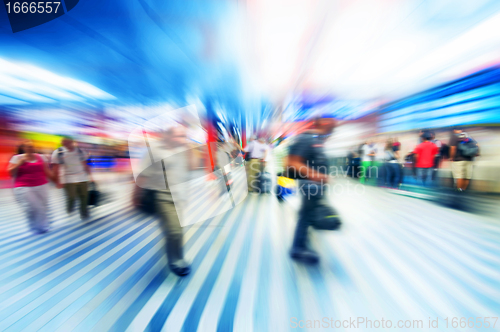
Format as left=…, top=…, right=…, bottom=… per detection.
left=170, top=264, right=191, bottom=277
left=290, top=248, right=319, bottom=264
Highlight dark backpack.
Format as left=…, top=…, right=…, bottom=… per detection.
left=458, top=138, right=479, bottom=158
left=440, top=143, right=450, bottom=159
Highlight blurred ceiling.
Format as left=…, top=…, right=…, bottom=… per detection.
left=1, top=0, right=500, bottom=122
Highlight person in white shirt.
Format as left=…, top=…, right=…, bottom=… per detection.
left=243, top=136, right=269, bottom=192
left=51, top=137, right=92, bottom=220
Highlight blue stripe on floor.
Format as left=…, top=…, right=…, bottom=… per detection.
left=145, top=203, right=242, bottom=332
left=180, top=195, right=251, bottom=332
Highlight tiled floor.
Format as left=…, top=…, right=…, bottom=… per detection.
left=0, top=179, right=499, bottom=332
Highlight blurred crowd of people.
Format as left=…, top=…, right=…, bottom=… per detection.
left=7, top=137, right=94, bottom=233
left=347, top=127, right=480, bottom=192
left=0, top=117, right=487, bottom=277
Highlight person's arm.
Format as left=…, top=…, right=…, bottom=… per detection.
left=243, top=142, right=252, bottom=153
left=449, top=135, right=457, bottom=160
left=449, top=146, right=456, bottom=161
left=52, top=164, right=64, bottom=188
left=287, top=154, right=328, bottom=182
left=7, top=156, right=26, bottom=176
left=82, top=150, right=93, bottom=182
left=83, top=162, right=93, bottom=182
left=132, top=176, right=145, bottom=207
left=43, top=160, right=55, bottom=182
left=262, top=146, right=269, bottom=161
left=50, top=150, right=64, bottom=188
left=413, top=146, right=420, bottom=164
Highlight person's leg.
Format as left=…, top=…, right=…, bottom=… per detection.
left=431, top=156, right=439, bottom=181
left=359, top=163, right=365, bottom=184
left=360, top=161, right=369, bottom=184
left=76, top=182, right=89, bottom=218
left=463, top=180, right=470, bottom=190
left=426, top=168, right=434, bottom=187
left=32, top=184, right=50, bottom=232
left=463, top=161, right=473, bottom=190
left=291, top=187, right=320, bottom=263
left=385, top=163, right=392, bottom=187
left=292, top=194, right=312, bottom=250
left=155, top=190, right=189, bottom=276
left=421, top=168, right=430, bottom=187
left=257, top=160, right=265, bottom=194
left=246, top=160, right=257, bottom=192
left=417, top=168, right=424, bottom=186
left=458, top=162, right=468, bottom=190
left=64, top=183, right=77, bottom=215
left=393, top=164, right=401, bottom=188
left=245, top=162, right=252, bottom=192
left=375, top=161, right=384, bottom=186
left=397, top=163, right=404, bottom=188
left=25, top=187, right=39, bottom=231
left=453, top=161, right=467, bottom=190
left=14, top=187, right=36, bottom=231
left=251, top=159, right=261, bottom=192
left=368, top=161, right=376, bottom=184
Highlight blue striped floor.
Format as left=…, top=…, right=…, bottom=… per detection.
left=0, top=179, right=499, bottom=332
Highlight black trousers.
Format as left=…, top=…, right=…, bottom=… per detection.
left=292, top=185, right=322, bottom=250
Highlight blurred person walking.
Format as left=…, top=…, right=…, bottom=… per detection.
left=243, top=136, right=269, bottom=193
left=215, top=141, right=233, bottom=196
left=374, top=138, right=387, bottom=186
left=430, top=132, right=442, bottom=180
left=346, top=146, right=360, bottom=178
left=392, top=138, right=403, bottom=187
left=384, top=139, right=400, bottom=188
left=51, top=137, right=92, bottom=221
left=273, top=136, right=294, bottom=202
left=133, top=127, right=193, bottom=277
left=449, top=129, right=479, bottom=191
left=8, top=141, right=55, bottom=233
left=413, top=131, right=438, bottom=187
left=359, top=140, right=376, bottom=184
left=287, top=117, right=336, bottom=264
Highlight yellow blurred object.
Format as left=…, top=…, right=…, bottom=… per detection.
left=20, top=132, right=62, bottom=150
left=277, top=176, right=295, bottom=188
